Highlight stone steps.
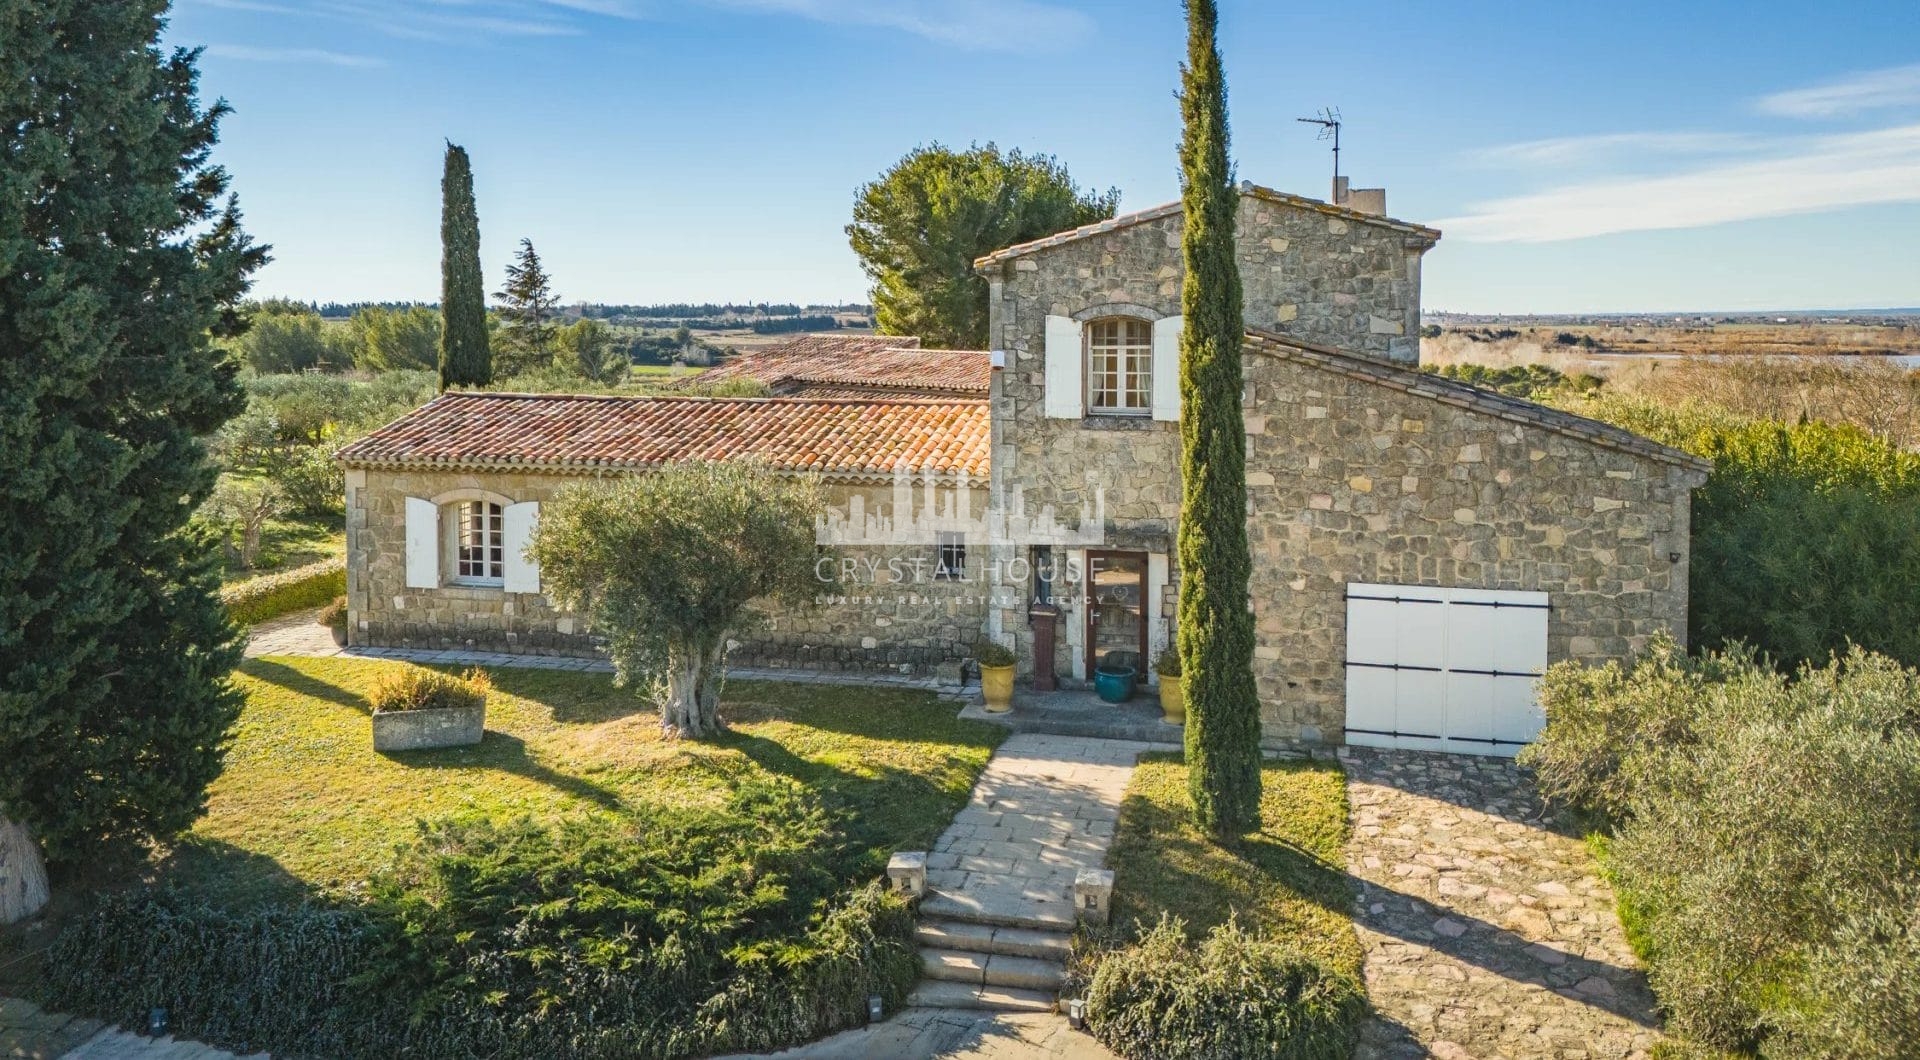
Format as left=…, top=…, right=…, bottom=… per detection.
left=915, top=919, right=1073, bottom=961
left=921, top=948, right=1067, bottom=992
left=905, top=979, right=1059, bottom=1014
left=920, top=888, right=1076, bottom=931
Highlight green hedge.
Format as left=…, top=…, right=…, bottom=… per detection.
left=44, top=783, right=920, bottom=1059
left=220, top=557, right=345, bottom=626
left=1087, top=916, right=1363, bottom=1060
left=1521, top=641, right=1920, bottom=1056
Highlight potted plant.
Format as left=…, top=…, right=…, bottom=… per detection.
left=318, top=595, right=349, bottom=647
left=370, top=665, right=491, bottom=752
left=1154, top=650, right=1184, bottom=725
left=976, top=641, right=1016, bottom=713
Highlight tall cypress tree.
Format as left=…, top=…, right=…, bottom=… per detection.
left=1176, top=0, right=1262, bottom=835
left=0, top=0, right=267, bottom=913
left=438, top=142, right=491, bottom=389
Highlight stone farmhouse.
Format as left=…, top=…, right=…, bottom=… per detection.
left=337, top=180, right=1709, bottom=756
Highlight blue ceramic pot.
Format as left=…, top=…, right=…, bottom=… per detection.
left=1094, top=666, right=1137, bottom=703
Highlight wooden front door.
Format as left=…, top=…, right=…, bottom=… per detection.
left=1085, top=550, right=1149, bottom=678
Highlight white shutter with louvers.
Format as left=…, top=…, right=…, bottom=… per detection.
left=1043, top=315, right=1083, bottom=419
left=503, top=502, right=541, bottom=594
left=1151, top=315, right=1183, bottom=421
left=404, top=497, right=439, bottom=589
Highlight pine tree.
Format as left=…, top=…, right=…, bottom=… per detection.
left=0, top=0, right=268, bottom=917
left=438, top=142, right=491, bottom=389
left=495, top=238, right=560, bottom=376
left=1176, top=0, right=1262, bottom=836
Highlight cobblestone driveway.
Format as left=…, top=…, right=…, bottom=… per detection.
left=1342, top=748, right=1661, bottom=1060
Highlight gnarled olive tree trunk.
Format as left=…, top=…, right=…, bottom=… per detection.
left=659, top=636, right=729, bottom=739
left=0, top=809, right=49, bottom=925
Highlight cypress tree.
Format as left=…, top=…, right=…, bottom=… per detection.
left=0, top=0, right=268, bottom=911
left=438, top=142, right=491, bottom=389
left=1176, top=0, right=1262, bottom=835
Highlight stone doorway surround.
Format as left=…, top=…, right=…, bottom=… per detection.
left=1342, top=747, right=1662, bottom=1059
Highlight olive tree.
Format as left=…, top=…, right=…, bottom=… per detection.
left=529, top=461, right=824, bottom=738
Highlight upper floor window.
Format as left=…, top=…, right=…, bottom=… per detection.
left=1086, top=318, right=1152, bottom=415
left=455, top=501, right=504, bottom=584
left=935, top=531, right=967, bottom=580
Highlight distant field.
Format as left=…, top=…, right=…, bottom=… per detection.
left=1424, top=321, right=1920, bottom=375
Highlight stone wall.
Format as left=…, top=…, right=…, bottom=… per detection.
left=1238, top=350, right=1704, bottom=745
left=346, top=469, right=989, bottom=680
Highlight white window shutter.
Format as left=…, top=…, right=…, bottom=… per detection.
left=1043, top=315, right=1083, bottom=419
left=503, top=502, right=541, bottom=594
left=404, top=497, right=439, bottom=589
left=1152, top=315, right=1183, bottom=422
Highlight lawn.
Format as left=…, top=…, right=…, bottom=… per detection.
left=1102, top=753, right=1359, bottom=971
left=219, top=512, right=343, bottom=585
left=5, top=656, right=1005, bottom=1056
left=167, top=656, right=1003, bottom=906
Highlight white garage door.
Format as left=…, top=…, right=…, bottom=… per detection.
left=1343, top=583, right=1550, bottom=757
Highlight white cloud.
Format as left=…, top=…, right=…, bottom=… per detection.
left=1438, top=123, right=1920, bottom=242
left=1758, top=63, right=1920, bottom=118
left=1474, top=131, right=1765, bottom=168
left=712, top=0, right=1093, bottom=50
left=203, top=43, right=385, bottom=67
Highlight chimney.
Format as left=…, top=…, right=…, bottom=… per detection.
left=1332, top=175, right=1387, bottom=217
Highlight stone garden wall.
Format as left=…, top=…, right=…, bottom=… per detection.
left=345, top=469, right=989, bottom=681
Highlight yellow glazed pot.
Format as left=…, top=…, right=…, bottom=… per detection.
left=1158, top=673, right=1185, bottom=725
left=981, top=664, right=1015, bottom=713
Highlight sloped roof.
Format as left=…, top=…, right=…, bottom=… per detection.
left=335, top=392, right=990, bottom=480
left=1242, top=330, right=1710, bottom=474
left=973, top=181, right=1442, bottom=271
left=696, top=340, right=989, bottom=395
left=737, top=333, right=922, bottom=359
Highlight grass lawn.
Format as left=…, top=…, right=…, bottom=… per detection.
left=162, top=656, right=1004, bottom=908
left=1101, top=753, right=1359, bottom=972
left=219, top=512, right=344, bottom=585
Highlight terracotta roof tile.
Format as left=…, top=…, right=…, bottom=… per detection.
left=1242, top=330, right=1710, bottom=474
left=696, top=341, right=989, bottom=395
left=336, top=392, right=989, bottom=480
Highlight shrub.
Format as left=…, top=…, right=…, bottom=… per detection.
left=1086, top=915, right=1363, bottom=1060
left=221, top=557, right=345, bottom=626
left=975, top=641, right=1016, bottom=668
left=1153, top=650, right=1181, bottom=677
left=317, top=595, right=347, bottom=633
left=262, top=442, right=343, bottom=516
left=1526, top=643, right=1920, bottom=1055
left=367, top=666, right=491, bottom=714
left=44, top=782, right=914, bottom=1059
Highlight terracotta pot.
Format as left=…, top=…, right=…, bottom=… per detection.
left=980, top=664, right=1015, bottom=713
left=1158, top=673, right=1184, bottom=725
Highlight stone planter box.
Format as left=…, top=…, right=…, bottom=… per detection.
left=372, top=704, right=485, bottom=752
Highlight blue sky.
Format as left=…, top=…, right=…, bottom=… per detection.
left=171, top=0, right=1920, bottom=313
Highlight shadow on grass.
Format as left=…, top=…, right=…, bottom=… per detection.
left=241, top=657, right=368, bottom=712
left=481, top=666, right=654, bottom=726
left=384, top=730, right=626, bottom=812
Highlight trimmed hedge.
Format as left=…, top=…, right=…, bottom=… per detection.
left=1087, top=916, right=1364, bottom=1060
left=221, top=557, right=345, bottom=626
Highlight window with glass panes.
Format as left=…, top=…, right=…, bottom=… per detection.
left=1086, top=318, right=1152, bottom=414
left=456, top=501, right=504, bottom=582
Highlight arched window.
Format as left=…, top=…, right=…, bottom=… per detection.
left=454, top=500, right=504, bottom=583
left=1086, top=318, right=1153, bottom=414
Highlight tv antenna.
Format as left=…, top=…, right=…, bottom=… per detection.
left=1296, top=107, right=1342, bottom=184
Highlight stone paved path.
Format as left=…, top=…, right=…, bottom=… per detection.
left=1341, top=748, right=1661, bottom=1060
left=243, top=607, right=944, bottom=689
left=921, top=733, right=1161, bottom=928
left=1, top=997, right=256, bottom=1059
left=734, top=1009, right=1116, bottom=1060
